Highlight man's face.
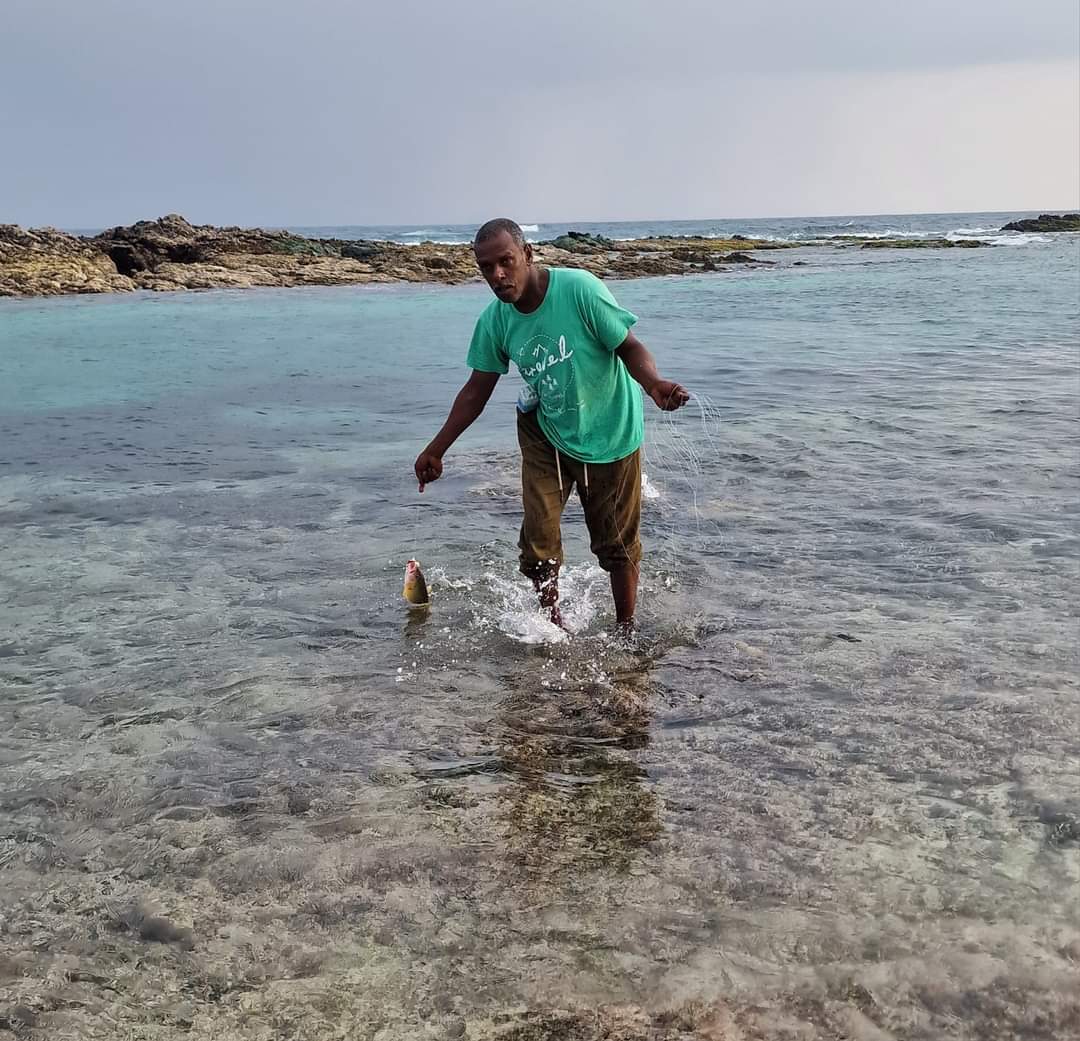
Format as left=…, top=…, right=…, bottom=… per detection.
left=474, top=230, right=533, bottom=304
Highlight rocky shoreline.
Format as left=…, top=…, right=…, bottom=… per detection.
left=0, top=215, right=795, bottom=299
left=0, top=212, right=1075, bottom=299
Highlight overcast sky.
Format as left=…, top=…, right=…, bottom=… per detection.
left=2, top=0, right=1077, bottom=227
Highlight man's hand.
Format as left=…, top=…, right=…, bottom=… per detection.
left=414, top=451, right=443, bottom=492
left=649, top=379, right=690, bottom=411
left=616, top=335, right=690, bottom=412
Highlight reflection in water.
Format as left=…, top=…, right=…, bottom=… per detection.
left=403, top=607, right=432, bottom=642
left=498, top=667, right=662, bottom=880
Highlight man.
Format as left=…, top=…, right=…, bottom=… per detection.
left=413, top=218, right=689, bottom=630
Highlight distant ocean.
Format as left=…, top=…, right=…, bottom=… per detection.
left=287, top=209, right=1062, bottom=248
left=1, top=211, right=1078, bottom=1038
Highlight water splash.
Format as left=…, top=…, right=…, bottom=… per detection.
left=481, top=563, right=608, bottom=644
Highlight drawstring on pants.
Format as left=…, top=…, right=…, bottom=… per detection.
left=554, top=452, right=588, bottom=498
left=542, top=414, right=585, bottom=496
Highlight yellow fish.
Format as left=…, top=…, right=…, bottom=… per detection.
left=402, top=558, right=430, bottom=608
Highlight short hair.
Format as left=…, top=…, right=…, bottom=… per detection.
left=473, top=218, right=526, bottom=249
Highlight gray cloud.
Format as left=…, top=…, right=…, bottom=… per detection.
left=2, top=0, right=1077, bottom=225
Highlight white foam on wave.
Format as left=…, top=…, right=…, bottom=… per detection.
left=947, top=232, right=1048, bottom=247
left=985, top=233, right=1049, bottom=247
left=688, top=231, right=793, bottom=243
left=519, top=224, right=540, bottom=232
left=812, top=229, right=935, bottom=240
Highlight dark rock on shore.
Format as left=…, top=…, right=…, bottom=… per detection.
left=1000, top=213, right=1080, bottom=233
left=340, top=242, right=379, bottom=261
left=547, top=231, right=617, bottom=253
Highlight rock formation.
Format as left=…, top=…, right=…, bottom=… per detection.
left=0, top=225, right=133, bottom=296
left=0, top=212, right=1006, bottom=300
left=1000, top=213, right=1080, bottom=233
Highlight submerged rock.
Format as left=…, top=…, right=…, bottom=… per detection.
left=0, top=1005, right=37, bottom=1032
left=722, top=250, right=775, bottom=264
left=860, top=237, right=985, bottom=249
left=138, top=914, right=196, bottom=950
left=111, top=902, right=196, bottom=950
left=1000, top=213, right=1080, bottom=233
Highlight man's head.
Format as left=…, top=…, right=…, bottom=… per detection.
left=473, top=218, right=536, bottom=304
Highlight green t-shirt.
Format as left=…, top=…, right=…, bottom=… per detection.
left=466, top=267, right=643, bottom=463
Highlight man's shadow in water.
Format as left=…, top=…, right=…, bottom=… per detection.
left=400, top=600, right=663, bottom=878
left=494, top=663, right=663, bottom=882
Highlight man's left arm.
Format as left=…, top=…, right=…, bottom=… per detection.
left=616, top=331, right=690, bottom=411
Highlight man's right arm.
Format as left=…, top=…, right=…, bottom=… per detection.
left=414, top=369, right=501, bottom=491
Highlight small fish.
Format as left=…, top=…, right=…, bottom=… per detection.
left=403, top=558, right=431, bottom=608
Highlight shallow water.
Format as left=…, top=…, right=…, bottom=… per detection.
left=1, top=235, right=1079, bottom=1039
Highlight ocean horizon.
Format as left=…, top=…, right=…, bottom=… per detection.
left=57, top=206, right=1078, bottom=248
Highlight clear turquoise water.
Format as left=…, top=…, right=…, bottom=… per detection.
left=1, top=228, right=1078, bottom=1038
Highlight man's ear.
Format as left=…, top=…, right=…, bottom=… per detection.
left=524, top=243, right=534, bottom=264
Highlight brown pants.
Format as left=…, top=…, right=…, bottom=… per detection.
left=516, top=408, right=643, bottom=577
